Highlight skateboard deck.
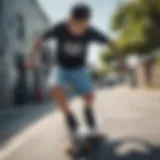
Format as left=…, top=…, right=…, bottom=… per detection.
left=65, top=129, right=104, bottom=159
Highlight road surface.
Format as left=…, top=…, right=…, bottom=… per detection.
left=0, top=104, right=54, bottom=148
left=0, top=87, right=160, bottom=160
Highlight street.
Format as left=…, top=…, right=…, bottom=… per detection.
left=0, top=87, right=160, bottom=160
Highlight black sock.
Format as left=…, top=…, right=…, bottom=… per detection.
left=84, top=107, right=96, bottom=129
left=65, top=112, right=78, bottom=133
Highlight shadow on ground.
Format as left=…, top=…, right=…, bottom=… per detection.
left=83, top=137, right=160, bottom=160
left=0, top=105, right=54, bottom=148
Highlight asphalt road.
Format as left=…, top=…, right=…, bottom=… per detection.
left=0, top=87, right=160, bottom=160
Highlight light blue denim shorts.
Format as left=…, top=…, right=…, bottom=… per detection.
left=48, top=67, right=93, bottom=94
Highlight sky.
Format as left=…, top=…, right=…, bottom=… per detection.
left=38, top=0, right=125, bottom=66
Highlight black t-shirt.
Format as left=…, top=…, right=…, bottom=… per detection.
left=42, top=22, right=109, bottom=68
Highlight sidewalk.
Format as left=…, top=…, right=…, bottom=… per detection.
left=0, top=85, right=138, bottom=148
left=0, top=104, right=54, bottom=148
left=0, top=86, right=160, bottom=160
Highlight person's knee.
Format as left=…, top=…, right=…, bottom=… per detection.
left=51, top=86, right=62, bottom=97
left=51, top=86, right=70, bottom=113
left=83, top=93, right=94, bottom=106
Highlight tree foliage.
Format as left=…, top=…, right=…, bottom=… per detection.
left=90, top=63, right=113, bottom=80
left=100, top=48, right=118, bottom=64
left=112, top=0, right=160, bottom=54
left=90, top=68, right=106, bottom=80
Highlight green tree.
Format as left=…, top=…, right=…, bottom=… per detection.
left=90, top=64, right=113, bottom=81
left=112, top=0, right=160, bottom=54
left=100, top=48, right=117, bottom=64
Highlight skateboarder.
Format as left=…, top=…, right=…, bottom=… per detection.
left=26, top=3, right=118, bottom=138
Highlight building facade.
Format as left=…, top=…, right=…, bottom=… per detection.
left=0, top=0, right=50, bottom=108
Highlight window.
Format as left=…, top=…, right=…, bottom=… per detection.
left=0, top=45, right=4, bottom=56
left=0, top=36, right=7, bottom=55
left=16, top=14, right=25, bottom=41
left=30, top=0, right=36, bottom=5
left=14, top=53, right=25, bottom=73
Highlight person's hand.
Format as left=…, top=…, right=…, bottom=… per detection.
left=25, top=58, right=35, bottom=69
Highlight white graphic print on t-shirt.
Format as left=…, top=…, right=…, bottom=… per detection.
left=63, top=41, right=83, bottom=56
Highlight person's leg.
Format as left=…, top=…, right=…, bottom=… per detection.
left=83, top=92, right=97, bottom=129
left=52, top=86, right=78, bottom=133
left=70, top=67, right=97, bottom=129
left=48, top=67, right=79, bottom=134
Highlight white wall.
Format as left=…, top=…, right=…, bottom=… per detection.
left=0, top=0, right=49, bottom=107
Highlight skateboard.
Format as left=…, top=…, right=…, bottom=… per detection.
left=65, top=130, right=104, bottom=159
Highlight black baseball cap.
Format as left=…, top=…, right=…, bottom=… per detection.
left=71, top=3, right=91, bottom=20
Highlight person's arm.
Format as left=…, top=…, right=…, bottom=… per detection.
left=107, top=40, right=119, bottom=53
left=28, top=38, right=43, bottom=61
left=26, top=25, right=60, bottom=68
left=89, top=27, right=120, bottom=53
left=25, top=37, right=43, bottom=69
